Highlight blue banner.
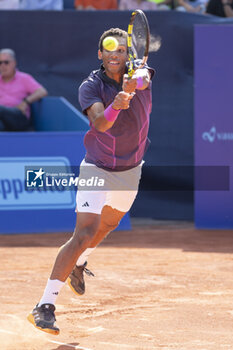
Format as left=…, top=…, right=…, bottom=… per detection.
left=194, top=25, right=233, bottom=228
left=0, top=132, right=131, bottom=234
left=0, top=157, right=76, bottom=210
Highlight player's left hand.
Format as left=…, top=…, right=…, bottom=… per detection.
left=122, top=74, right=137, bottom=94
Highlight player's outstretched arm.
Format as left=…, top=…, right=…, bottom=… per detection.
left=86, top=92, right=133, bottom=133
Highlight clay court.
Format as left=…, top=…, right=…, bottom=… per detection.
left=0, top=219, right=233, bottom=350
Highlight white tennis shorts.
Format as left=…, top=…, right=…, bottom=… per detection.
left=76, top=159, right=143, bottom=214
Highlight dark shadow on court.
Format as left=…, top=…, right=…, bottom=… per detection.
left=51, top=344, right=79, bottom=350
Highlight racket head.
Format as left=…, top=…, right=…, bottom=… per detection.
left=127, top=9, right=150, bottom=78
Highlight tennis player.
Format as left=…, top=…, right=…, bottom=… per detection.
left=28, top=27, right=155, bottom=334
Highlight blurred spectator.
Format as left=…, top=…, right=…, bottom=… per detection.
left=175, top=0, right=208, bottom=12
left=0, top=48, right=48, bottom=131
left=74, top=0, right=117, bottom=9
left=0, top=0, right=19, bottom=9
left=146, top=0, right=173, bottom=10
left=19, top=0, right=63, bottom=10
left=119, top=0, right=158, bottom=9
left=206, top=0, right=233, bottom=16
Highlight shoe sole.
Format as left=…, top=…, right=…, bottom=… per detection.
left=27, top=313, right=60, bottom=335
left=67, top=277, right=84, bottom=296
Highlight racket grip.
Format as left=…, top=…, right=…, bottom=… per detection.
left=104, top=103, right=121, bottom=122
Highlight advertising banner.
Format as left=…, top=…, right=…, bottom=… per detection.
left=194, top=25, right=233, bottom=228
left=0, top=133, right=131, bottom=233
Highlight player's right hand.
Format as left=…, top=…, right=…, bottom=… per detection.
left=112, top=91, right=134, bottom=110
left=122, top=74, right=137, bottom=94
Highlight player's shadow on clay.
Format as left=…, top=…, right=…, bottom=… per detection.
left=51, top=343, right=79, bottom=350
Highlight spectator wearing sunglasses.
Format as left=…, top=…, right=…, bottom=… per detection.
left=0, top=48, right=48, bottom=131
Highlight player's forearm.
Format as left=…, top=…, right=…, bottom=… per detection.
left=87, top=103, right=118, bottom=133
left=91, top=111, right=116, bottom=133
left=88, top=92, right=132, bottom=133
left=92, top=103, right=123, bottom=132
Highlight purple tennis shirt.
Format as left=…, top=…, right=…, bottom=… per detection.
left=79, top=63, right=154, bottom=171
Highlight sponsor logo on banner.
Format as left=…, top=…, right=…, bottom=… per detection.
left=0, top=157, right=76, bottom=210
left=202, top=126, right=233, bottom=143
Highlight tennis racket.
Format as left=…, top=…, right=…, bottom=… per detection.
left=127, top=9, right=150, bottom=78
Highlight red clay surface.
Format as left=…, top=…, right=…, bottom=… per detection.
left=0, top=219, right=233, bottom=350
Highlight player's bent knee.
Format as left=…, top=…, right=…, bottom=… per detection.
left=73, top=222, right=99, bottom=247
left=97, top=219, right=120, bottom=239
left=100, top=208, right=125, bottom=232
left=102, top=222, right=119, bottom=234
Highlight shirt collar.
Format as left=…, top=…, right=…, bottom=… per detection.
left=98, top=64, right=128, bottom=91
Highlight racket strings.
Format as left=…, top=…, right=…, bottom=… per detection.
left=127, top=9, right=150, bottom=77
left=132, top=14, right=148, bottom=61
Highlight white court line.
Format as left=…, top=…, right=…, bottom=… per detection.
left=49, top=340, right=93, bottom=350
left=86, top=326, right=104, bottom=333
left=99, top=342, right=136, bottom=348
left=0, top=313, right=21, bottom=321
left=0, top=328, right=17, bottom=335
left=100, top=342, right=152, bottom=349
left=76, top=325, right=105, bottom=332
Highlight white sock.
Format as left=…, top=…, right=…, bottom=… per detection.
left=38, top=279, right=65, bottom=307
left=76, top=248, right=96, bottom=266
